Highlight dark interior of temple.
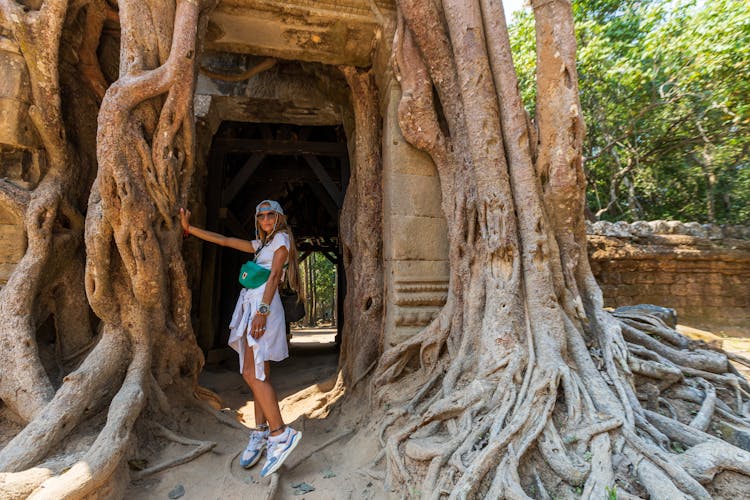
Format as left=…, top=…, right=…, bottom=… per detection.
left=197, top=121, right=348, bottom=352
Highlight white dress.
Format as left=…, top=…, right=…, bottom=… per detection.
left=228, top=232, right=290, bottom=381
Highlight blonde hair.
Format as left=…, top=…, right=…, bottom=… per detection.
left=256, top=208, right=304, bottom=300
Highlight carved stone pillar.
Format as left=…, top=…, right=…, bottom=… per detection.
left=381, top=77, right=449, bottom=347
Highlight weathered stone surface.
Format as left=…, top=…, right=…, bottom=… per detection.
left=383, top=260, right=449, bottom=346
left=387, top=259, right=450, bottom=279
left=0, top=262, right=17, bottom=285
left=385, top=215, right=448, bottom=261
left=588, top=231, right=750, bottom=327
left=205, top=0, right=393, bottom=66
left=0, top=214, right=26, bottom=285
left=0, top=38, right=39, bottom=149
left=387, top=141, right=435, bottom=176
left=0, top=224, right=25, bottom=259
left=195, top=59, right=344, bottom=125
left=384, top=172, right=443, bottom=218
left=587, top=219, right=750, bottom=241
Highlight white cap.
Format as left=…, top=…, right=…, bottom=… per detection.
left=255, top=199, right=284, bottom=216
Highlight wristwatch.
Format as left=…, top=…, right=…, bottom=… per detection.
left=257, top=303, right=271, bottom=316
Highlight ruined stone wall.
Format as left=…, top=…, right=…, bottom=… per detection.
left=587, top=220, right=750, bottom=327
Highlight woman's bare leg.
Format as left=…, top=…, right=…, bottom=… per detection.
left=242, top=347, right=284, bottom=434
left=252, top=362, right=271, bottom=427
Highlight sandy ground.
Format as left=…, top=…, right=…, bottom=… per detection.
left=1, top=321, right=746, bottom=499
left=122, top=320, right=750, bottom=500
left=125, top=328, right=389, bottom=500
left=676, top=323, right=750, bottom=379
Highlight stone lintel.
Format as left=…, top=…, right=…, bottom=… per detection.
left=197, top=94, right=341, bottom=127
left=206, top=0, right=392, bottom=66
left=195, top=58, right=345, bottom=126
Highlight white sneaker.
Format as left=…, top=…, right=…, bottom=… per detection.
left=239, top=427, right=268, bottom=468
left=260, top=427, right=302, bottom=477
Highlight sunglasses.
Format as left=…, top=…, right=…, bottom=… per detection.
left=256, top=212, right=278, bottom=221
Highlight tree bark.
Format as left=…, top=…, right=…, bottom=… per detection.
left=0, top=0, right=102, bottom=423
left=0, top=1, right=217, bottom=497
left=339, top=67, right=384, bottom=386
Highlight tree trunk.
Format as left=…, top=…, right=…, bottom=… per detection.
left=700, top=150, right=717, bottom=223
left=373, top=0, right=750, bottom=497
left=312, top=253, right=318, bottom=324
left=0, top=1, right=218, bottom=497
left=0, top=0, right=84, bottom=423
left=339, top=67, right=384, bottom=386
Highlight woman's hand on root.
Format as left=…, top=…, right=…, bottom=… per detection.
left=251, top=314, right=267, bottom=339
left=179, top=207, right=191, bottom=232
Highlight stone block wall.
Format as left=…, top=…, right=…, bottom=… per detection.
left=587, top=220, right=750, bottom=327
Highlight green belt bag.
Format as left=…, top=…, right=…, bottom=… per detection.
left=238, top=260, right=271, bottom=289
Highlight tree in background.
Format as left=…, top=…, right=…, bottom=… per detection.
left=299, top=252, right=336, bottom=326
left=510, top=0, right=750, bottom=223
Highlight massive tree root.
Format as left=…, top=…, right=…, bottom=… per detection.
left=0, top=1, right=218, bottom=497
left=373, top=0, right=750, bottom=498
left=0, top=0, right=91, bottom=422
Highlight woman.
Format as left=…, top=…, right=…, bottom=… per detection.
left=180, top=200, right=302, bottom=478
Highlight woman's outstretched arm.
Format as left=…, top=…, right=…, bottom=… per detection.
left=180, top=208, right=255, bottom=254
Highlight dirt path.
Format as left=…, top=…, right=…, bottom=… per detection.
left=123, top=321, right=750, bottom=499
left=125, top=329, right=389, bottom=500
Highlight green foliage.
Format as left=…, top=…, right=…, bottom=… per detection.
left=605, top=485, right=618, bottom=500
left=509, top=0, right=750, bottom=224
left=311, top=252, right=335, bottom=316
left=300, top=252, right=336, bottom=324
left=670, top=440, right=686, bottom=453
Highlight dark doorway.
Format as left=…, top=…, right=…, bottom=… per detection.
left=196, top=122, right=348, bottom=359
